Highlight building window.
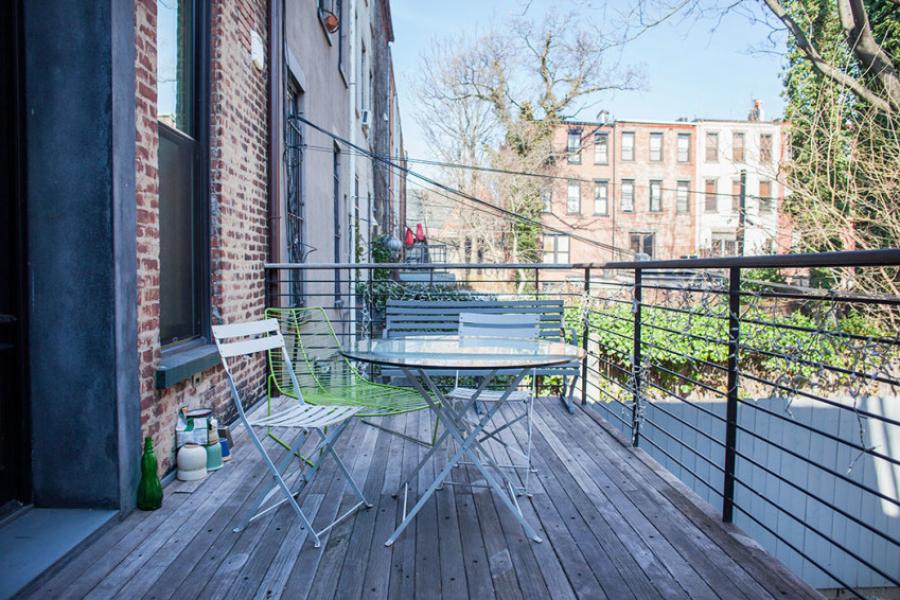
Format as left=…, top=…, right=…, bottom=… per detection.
left=541, top=189, right=552, bottom=213
left=621, top=179, right=634, bottom=212
left=593, top=180, right=609, bottom=215
left=359, top=41, right=368, bottom=111
left=732, top=132, right=745, bottom=162
left=704, top=179, right=718, bottom=212
left=543, top=234, right=569, bottom=264
left=676, top=180, right=690, bottom=213
left=711, top=231, right=737, bottom=256
left=567, top=180, right=581, bottom=214
left=649, top=132, right=663, bottom=162
left=731, top=179, right=741, bottom=212
left=629, top=232, right=655, bottom=258
left=705, top=132, right=719, bottom=162
left=333, top=143, right=342, bottom=301
left=621, top=132, right=635, bottom=161
left=285, top=81, right=306, bottom=305
left=677, top=133, right=691, bottom=163
left=648, top=180, right=662, bottom=212
left=759, top=180, right=772, bottom=213
left=157, top=0, right=209, bottom=347
left=567, top=129, right=582, bottom=164
left=337, top=0, right=345, bottom=75
left=594, top=132, right=609, bottom=164
left=760, top=133, right=773, bottom=163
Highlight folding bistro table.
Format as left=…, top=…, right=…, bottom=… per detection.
left=342, top=335, right=583, bottom=546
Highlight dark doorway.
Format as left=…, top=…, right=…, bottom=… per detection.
left=0, top=0, right=30, bottom=513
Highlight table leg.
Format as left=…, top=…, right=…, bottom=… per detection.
left=385, top=367, right=543, bottom=546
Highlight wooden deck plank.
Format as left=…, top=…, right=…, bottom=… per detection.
left=534, top=403, right=711, bottom=600
left=331, top=419, right=397, bottom=599
left=577, top=404, right=819, bottom=599
left=23, top=398, right=824, bottom=600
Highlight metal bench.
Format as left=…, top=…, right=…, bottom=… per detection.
left=382, top=299, right=580, bottom=412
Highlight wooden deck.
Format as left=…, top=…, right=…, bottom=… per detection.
left=24, top=399, right=822, bottom=599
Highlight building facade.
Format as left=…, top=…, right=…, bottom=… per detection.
left=545, top=119, right=697, bottom=264
left=2, top=1, right=404, bottom=593
left=542, top=106, right=790, bottom=265
left=694, top=114, right=789, bottom=256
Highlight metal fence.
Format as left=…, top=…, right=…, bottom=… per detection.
left=265, top=249, right=900, bottom=596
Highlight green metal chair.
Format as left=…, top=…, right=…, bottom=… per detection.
left=264, top=306, right=435, bottom=446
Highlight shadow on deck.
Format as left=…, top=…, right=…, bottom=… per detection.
left=23, top=399, right=821, bottom=599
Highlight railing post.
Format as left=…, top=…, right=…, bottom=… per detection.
left=631, top=268, right=642, bottom=447
left=581, top=266, right=590, bottom=406
left=367, top=267, right=374, bottom=340
left=723, top=267, right=741, bottom=523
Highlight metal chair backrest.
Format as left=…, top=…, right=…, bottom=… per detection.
left=213, top=319, right=305, bottom=423
left=458, top=312, right=541, bottom=341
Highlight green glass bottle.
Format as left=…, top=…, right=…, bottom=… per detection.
left=137, top=437, right=163, bottom=510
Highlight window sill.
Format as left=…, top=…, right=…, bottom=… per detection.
left=155, top=344, right=220, bottom=389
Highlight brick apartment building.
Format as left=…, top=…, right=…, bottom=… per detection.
left=2, top=1, right=404, bottom=589
left=542, top=106, right=790, bottom=265
left=546, top=119, right=697, bottom=264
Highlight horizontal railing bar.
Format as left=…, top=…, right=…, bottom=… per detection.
left=635, top=433, right=724, bottom=497
left=640, top=416, right=726, bottom=472
left=741, top=288, right=900, bottom=306
left=739, top=343, right=900, bottom=388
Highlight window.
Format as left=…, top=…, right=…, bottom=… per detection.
left=711, top=231, right=737, bottom=256
left=629, top=232, right=655, bottom=258
left=649, top=180, right=662, bottom=212
left=157, top=0, right=208, bottom=346
left=593, top=180, right=609, bottom=215
left=731, top=179, right=741, bottom=212
left=543, top=234, right=569, bottom=264
left=732, top=132, right=745, bottom=162
left=594, top=131, right=609, bottom=164
left=704, top=179, right=718, bottom=212
left=541, top=189, right=552, bottom=213
left=649, top=132, right=663, bottom=161
left=705, top=132, right=719, bottom=162
left=759, top=180, right=772, bottom=213
left=621, top=179, right=634, bottom=212
left=359, top=40, right=367, bottom=111
left=760, top=133, right=773, bottom=162
left=566, top=180, right=581, bottom=214
left=337, top=0, right=345, bottom=76
left=285, top=81, right=306, bottom=304
left=333, top=143, right=342, bottom=301
left=676, top=180, right=690, bottom=214
left=677, top=133, right=691, bottom=162
left=621, top=132, right=635, bottom=161
left=567, top=130, right=582, bottom=164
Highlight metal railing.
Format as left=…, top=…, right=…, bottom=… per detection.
left=265, top=249, right=900, bottom=597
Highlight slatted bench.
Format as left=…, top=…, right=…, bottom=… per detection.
left=381, top=299, right=581, bottom=412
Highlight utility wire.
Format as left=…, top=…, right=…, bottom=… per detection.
left=290, top=115, right=635, bottom=256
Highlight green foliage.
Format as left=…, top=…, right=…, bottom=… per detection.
left=567, top=301, right=892, bottom=398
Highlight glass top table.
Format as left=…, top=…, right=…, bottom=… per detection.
left=341, top=334, right=583, bottom=370
left=341, top=334, right=583, bottom=547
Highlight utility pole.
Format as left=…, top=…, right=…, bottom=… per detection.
left=737, top=169, right=746, bottom=256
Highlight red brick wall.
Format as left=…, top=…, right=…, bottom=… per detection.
left=134, top=0, right=269, bottom=474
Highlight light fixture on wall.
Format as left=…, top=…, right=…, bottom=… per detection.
left=319, top=2, right=340, bottom=34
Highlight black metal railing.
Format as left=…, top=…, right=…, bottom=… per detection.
left=265, top=249, right=900, bottom=597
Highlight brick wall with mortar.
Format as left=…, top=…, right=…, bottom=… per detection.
left=134, top=0, right=269, bottom=474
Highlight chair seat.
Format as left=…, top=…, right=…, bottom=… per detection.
left=446, top=387, right=532, bottom=402
left=250, top=403, right=360, bottom=429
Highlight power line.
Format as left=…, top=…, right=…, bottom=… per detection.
left=290, top=115, right=635, bottom=256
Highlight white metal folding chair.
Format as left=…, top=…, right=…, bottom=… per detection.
left=212, top=319, right=371, bottom=548
left=446, top=312, right=540, bottom=495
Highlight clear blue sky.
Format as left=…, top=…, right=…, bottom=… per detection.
left=391, top=0, right=788, bottom=160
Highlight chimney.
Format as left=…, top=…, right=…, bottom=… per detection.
left=748, top=99, right=764, bottom=122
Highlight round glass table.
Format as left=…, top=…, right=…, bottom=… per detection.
left=341, top=335, right=583, bottom=546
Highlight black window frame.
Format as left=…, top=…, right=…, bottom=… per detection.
left=629, top=231, right=655, bottom=258
left=649, top=132, right=663, bottom=162
left=542, top=234, right=570, bottom=264
left=676, top=180, right=690, bottom=214
left=677, top=133, right=691, bottom=163
left=566, top=129, right=582, bottom=164
left=593, top=131, right=609, bottom=165
left=157, top=0, right=211, bottom=351
left=621, top=131, right=635, bottom=161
